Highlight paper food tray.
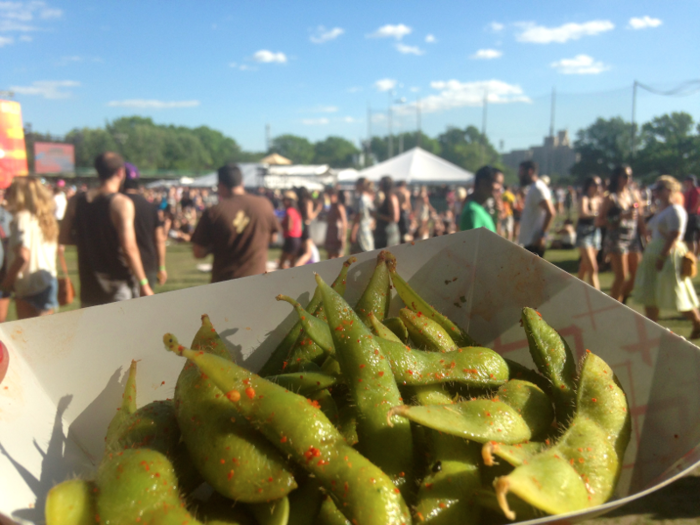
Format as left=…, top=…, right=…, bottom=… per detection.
left=1, top=228, right=699, bottom=524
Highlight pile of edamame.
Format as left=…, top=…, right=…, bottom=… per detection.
left=45, top=251, right=630, bottom=525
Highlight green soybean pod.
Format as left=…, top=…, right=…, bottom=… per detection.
left=412, top=385, right=481, bottom=525
left=382, top=317, right=410, bottom=343
left=277, top=295, right=335, bottom=355
left=314, top=496, right=351, bottom=525
left=399, top=308, right=459, bottom=353
left=367, top=311, right=404, bottom=343
left=249, top=497, right=290, bottom=525
left=482, top=440, right=548, bottom=468
left=193, top=492, right=257, bottom=525
left=288, top=478, right=325, bottom=525
left=391, top=380, right=553, bottom=445
left=96, top=448, right=202, bottom=525
left=45, top=479, right=96, bottom=525
left=267, top=371, right=338, bottom=396
left=521, top=307, right=577, bottom=426
left=260, top=257, right=356, bottom=377
left=163, top=335, right=411, bottom=525
left=104, top=359, right=138, bottom=452
left=385, top=252, right=479, bottom=347
left=314, top=274, right=415, bottom=498
left=354, top=250, right=393, bottom=325
left=175, top=315, right=297, bottom=503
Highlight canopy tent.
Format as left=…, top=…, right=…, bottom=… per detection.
left=261, top=153, right=292, bottom=165
left=358, top=147, right=474, bottom=186
left=185, top=163, right=266, bottom=189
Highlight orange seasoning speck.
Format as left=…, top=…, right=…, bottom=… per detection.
left=226, top=390, right=241, bottom=402
left=245, top=387, right=256, bottom=399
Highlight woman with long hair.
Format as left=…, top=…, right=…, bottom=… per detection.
left=350, top=177, right=375, bottom=254
left=1, top=177, right=59, bottom=318
left=599, top=165, right=639, bottom=302
left=374, top=176, right=400, bottom=249
left=576, top=176, right=603, bottom=289
left=324, top=187, right=348, bottom=259
left=634, top=176, right=700, bottom=338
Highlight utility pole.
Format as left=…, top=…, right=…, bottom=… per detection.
left=265, top=124, right=271, bottom=152
left=631, top=80, right=638, bottom=160
left=481, top=89, right=488, bottom=165
left=387, top=91, right=393, bottom=159
left=546, top=87, right=556, bottom=176
left=367, top=102, right=372, bottom=166
left=549, top=87, right=556, bottom=138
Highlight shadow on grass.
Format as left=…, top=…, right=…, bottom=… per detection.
left=547, top=255, right=580, bottom=275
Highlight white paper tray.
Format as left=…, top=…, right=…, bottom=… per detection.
left=2, top=229, right=699, bottom=524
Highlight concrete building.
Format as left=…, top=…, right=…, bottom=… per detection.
left=502, top=130, right=579, bottom=177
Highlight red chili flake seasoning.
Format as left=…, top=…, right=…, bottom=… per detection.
left=226, top=390, right=241, bottom=402
left=439, top=503, right=447, bottom=508
left=374, top=349, right=380, bottom=355
left=407, top=370, right=414, bottom=375
left=586, top=349, right=591, bottom=353
left=378, top=371, right=384, bottom=377
left=282, top=361, right=288, bottom=370
left=220, top=459, right=225, bottom=464
left=308, top=399, right=321, bottom=409
left=536, top=311, right=542, bottom=317
left=359, top=364, right=365, bottom=369
left=304, top=446, right=322, bottom=462
left=227, top=470, right=234, bottom=480
left=591, top=398, right=597, bottom=402
left=280, top=436, right=288, bottom=443
left=245, top=387, right=256, bottom=399
left=243, top=378, right=251, bottom=385
left=160, top=381, right=165, bottom=386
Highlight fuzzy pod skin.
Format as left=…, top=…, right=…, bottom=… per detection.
left=267, top=371, right=338, bottom=396
left=382, top=317, right=409, bottom=343
left=504, top=358, right=552, bottom=396
left=412, top=385, right=481, bottom=525
left=521, top=308, right=578, bottom=426
left=96, top=448, right=201, bottom=525
left=45, top=479, right=97, bottom=525
left=104, top=360, right=138, bottom=453
left=287, top=478, right=325, bottom=525
left=385, top=252, right=479, bottom=347
left=367, top=311, right=404, bottom=343
left=314, top=274, right=415, bottom=499
left=175, top=315, right=297, bottom=503
left=193, top=492, right=257, bottom=525
left=164, top=335, right=411, bottom=525
left=314, top=496, right=351, bottom=525
left=391, top=380, right=552, bottom=445
left=482, top=440, right=548, bottom=467
left=399, top=308, right=459, bottom=353
left=494, top=352, right=631, bottom=519
left=259, top=257, right=356, bottom=377
left=354, top=250, right=393, bottom=325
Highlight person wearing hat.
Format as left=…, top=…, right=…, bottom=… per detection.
left=682, top=175, right=700, bottom=255
left=277, top=190, right=303, bottom=269
left=122, top=162, right=167, bottom=289
left=59, top=152, right=153, bottom=306
left=191, top=164, right=280, bottom=282
left=635, top=175, right=700, bottom=339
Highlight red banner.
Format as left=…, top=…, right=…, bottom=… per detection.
left=34, top=142, right=75, bottom=174
left=0, top=100, right=28, bottom=189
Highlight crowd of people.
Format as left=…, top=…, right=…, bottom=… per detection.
left=0, top=151, right=698, bottom=338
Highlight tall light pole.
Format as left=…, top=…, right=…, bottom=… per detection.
left=631, top=80, right=638, bottom=160
left=416, top=97, right=422, bottom=148
left=387, top=90, right=394, bottom=159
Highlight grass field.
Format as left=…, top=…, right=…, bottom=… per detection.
left=8, top=239, right=700, bottom=523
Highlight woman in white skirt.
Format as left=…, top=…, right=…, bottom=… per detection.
left=634, top=175, right=700, bottom=339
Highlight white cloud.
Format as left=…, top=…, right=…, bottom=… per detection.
left=628, top=16, right=662, bottom=30
left=395, top=43, right=424, bottom=55
left=516, top=20, right=614, bottom=44
left=0, top=1, right=62, bottom=32
left=395, top=79, right=530, bottom=116
left=551, top=54, right=610, bottom=75
left=374, top=78, right=397, bottom=92
left=310, top=26, right=344, bottom=44
left=0, top=35, right=13, bottom=46
left=471, top=48, right=503, bottom=60
left=312, top=106, right=338, bottom=113
left=425, top=34, right=436, bottom=43
left=107, top=99, right=200, bottom=109
left=10, top=80, right=79, bottom=99
left=367, top=24, right=412, bottom=40
left=302, top=118, right=330, bottom=125
left=488, top=22, right=504, bottom=32
left=253, top=50, right=287, bottom=63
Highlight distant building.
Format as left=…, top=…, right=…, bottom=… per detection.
left=502, top=130, right=579, bottom=178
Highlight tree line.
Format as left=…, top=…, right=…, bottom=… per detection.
left=22, top=112, right=700, bottom=183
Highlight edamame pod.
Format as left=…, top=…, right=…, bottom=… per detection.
left=260, top=257, right=356, bottom=377
left=314, top=274, right=415, bottom=498
left=96, top=448, right=202, bottom=525
left=45, top=479, right=96, bottom=525
left=482, top=440, right=547, bottom=467
left=367, top=311, right=403, bottom=343
left=354, top=251, right=392, bottom=325
left=314, top=496, right=351, bottom=525
left=249, top=497, right=290, bottom=525
left=267, top=371, right=338, bottom=396
left=399, top=308, right=459, bottom=353
left=382, top=317, right=409, bottom=343
left=391, top=380, right=553, bottom=444
left=104, top=359, right=138, bottom=453
left=164, top=335, right=411, bottom=525
left=287, top=478, right=324, bottom=525
left=521, top=307, right=577, bottom=426
left=175, top=315, right=297, bottom=503
left=385, top=252, right=479, bottom=347
left=277, top=295, right=335, bottom=355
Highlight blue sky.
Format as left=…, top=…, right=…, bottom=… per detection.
left=2, top=1, right=699, bottom=153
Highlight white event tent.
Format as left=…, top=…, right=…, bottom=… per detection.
left=358, top=147, right=474, bottom=186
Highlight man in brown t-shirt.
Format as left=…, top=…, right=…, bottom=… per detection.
left=192, top=164, right=280, bottom=282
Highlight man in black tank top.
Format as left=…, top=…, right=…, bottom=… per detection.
left=59, top=152, right=154, bottom=307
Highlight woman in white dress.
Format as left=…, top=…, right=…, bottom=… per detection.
left=634, top=175, right=700, bottom=338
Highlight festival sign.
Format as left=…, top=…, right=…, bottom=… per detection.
left=0, top=100, right=28, bottom=189
left=34, top=142, right=75, bottom=174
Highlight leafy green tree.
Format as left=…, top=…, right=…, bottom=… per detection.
left=367, top=132, right=441, bottom=163
left=65, top=127, right=119, bottom=168
left=635, top=112, right=699, bottom=179
left=437, top=126, right=500, bottom=173
left=313, top=136, right=359, bottom=167
left=570, top=117, right=635, bottom=182
left=191, top=126, right=242, bottom=168
left=270, top=134, right=315, bottom=164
